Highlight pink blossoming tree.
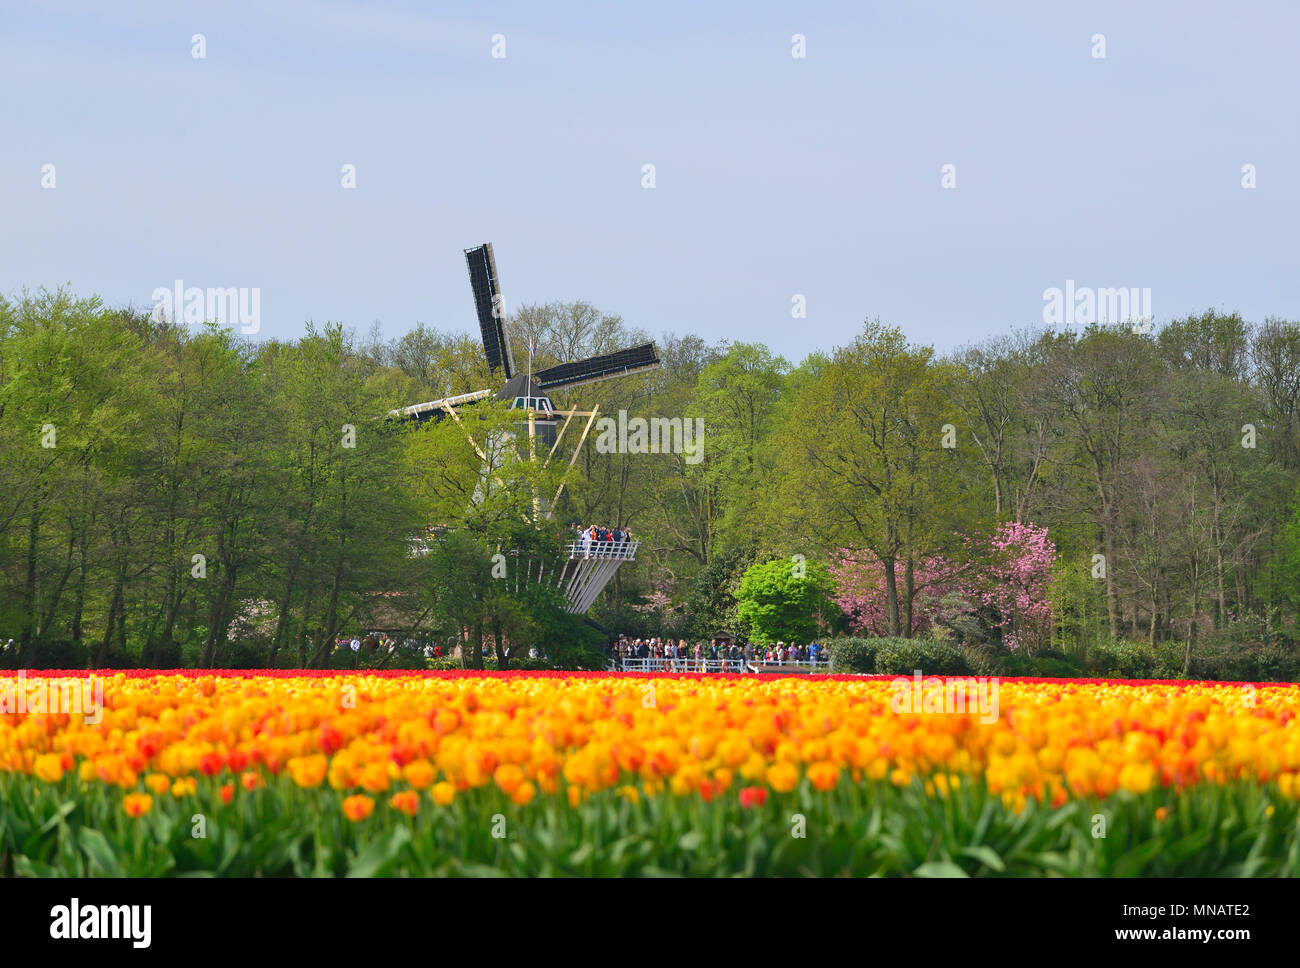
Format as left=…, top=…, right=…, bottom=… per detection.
left=831, top=521, right=1058, bottom=652
left=976, top=521, right=1057, bottom=651
left=829, top=552, right=963, bottom=637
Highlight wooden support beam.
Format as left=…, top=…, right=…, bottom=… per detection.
left=547, top=404, right=600, bottom=518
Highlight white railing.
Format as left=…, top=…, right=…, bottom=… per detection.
left=615, top=657, right=748, bottom=674
left=567, top=540, right=638, bottom=561
left=754, top=658, right=833, bottom=671
left=606, top=656, right=834, bottom=674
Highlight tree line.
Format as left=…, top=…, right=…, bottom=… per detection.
left=2, top=287, right=1298, bottom=670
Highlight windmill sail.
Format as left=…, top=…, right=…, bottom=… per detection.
left=465, top=243, right=514, bottom=379
left=533, top=342, right=660, bottom=391
left=389, top=388, right=494, bottom=423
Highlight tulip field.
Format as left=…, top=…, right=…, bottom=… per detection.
left=2, top=669, right=1299, bottom=877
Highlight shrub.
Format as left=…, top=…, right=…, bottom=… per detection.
left=377, top=648, right=429, bottom=670
left=425, top=656, right=464, bottom=671
left=146, top=639, right=184, bottom=669
left=1086, top=639, right=1156, bottom=679
left=1252, top=643, right=1299, bottom=681
left=1002, top=654, right=1086, bottom=678
left=827, top=637, right=879, bottom=673
left=872, top=638, right=970, bottom=676
left=959, top=644, right=1005, bottom=677
left=1154, top=641, right=1187, bottom=679
left=13, top=639, right=89, bottom=670
left=1187, top=641, right=1299, bottom=683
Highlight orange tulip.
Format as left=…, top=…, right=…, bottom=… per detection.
left=766, top=762, right=799, bottom=794
left=403, top=760, right=435, bottom=790
left=431, top=781, right=456, bottom=807
left=343, top=795, right=375, bottom=821
left=34, top=753, right=64, bottom=784
left=807, top=761, right=840, bottom=792
left=145, top=773, right=172, bottom=796
left=510, top=781, right=536, bottom=807
left=389, top=790, right=420, bottom=816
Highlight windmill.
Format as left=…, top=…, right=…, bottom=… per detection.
left=391, top=243, right=660, bottom=612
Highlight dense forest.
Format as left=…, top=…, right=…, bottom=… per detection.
left=2, top=288, right=1299, bottom=674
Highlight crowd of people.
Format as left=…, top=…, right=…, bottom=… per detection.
left=573, top=524, right=635, bottom=558
left=605, top=637, right=830, bottom=670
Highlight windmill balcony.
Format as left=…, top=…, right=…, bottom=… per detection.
left=556, top=540, right=638, bottom=613
left=566, top=540, right=638, bottom=561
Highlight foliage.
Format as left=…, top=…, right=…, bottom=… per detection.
left=871, top=638, right=971, bottom=676
left=735, top=557, right=839, bottom=645
left=1086, top=639, right=1158, bottom=679
left=680, top=546, right=753, bottom=639
left=5, top=291, right=1300, bottom=674
left=826, top=637, right=880, bottom=673
left=975, top=522, right=1057, bottom=651
left=999, top=649, right=1087, bottom=678
left=831, top=552, right=960, bottom=638
left=5, top=772, right=1300, bottom=877
left=832, top=521, right=1056, bottom=652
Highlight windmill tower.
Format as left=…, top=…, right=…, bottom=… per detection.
left=392, top=243, right=660, bottom=613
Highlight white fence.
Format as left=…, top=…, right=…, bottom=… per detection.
left=754, top=658, right=833, bottom=671
left=613, top=657, right=749, bottom=674
left=612, top=656, right=834, bottom=674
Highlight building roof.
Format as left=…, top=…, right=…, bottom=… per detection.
left=494, top=373, right=551, bottom=403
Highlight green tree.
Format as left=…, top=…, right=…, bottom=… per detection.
left=769, top=321, right=963, bottom=636
left=735, top=557, right=837, bottom=645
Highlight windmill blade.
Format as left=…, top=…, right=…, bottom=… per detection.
left=534, top=342, right=660, bottom=391
left=389, top=388, right=493, bottom=422
left=464, top=243, right=514, bottom=379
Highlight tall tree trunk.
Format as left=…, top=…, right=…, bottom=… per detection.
left=36, top=528, right=77, bottom=645
left=70, top=535, right=88, bottom=649
left=1186, top=555, right=1200, bottom=676
left=1103, top=528, right=1118, bottom=639
left=309, top=557, right=344, bottom=668
left=882, top=557, right=900, bottom=637
left=18, top=506, right=40, bottom=666
left=94, top=575, right=124, bottom=667
left=200, top=560, right=237, bottom=668
left=469, top=619, right=485, bottom=669
left=902, top=556, right=915, bottom=639
left=493, top=619, right=508, bottom=669
left=154, top=566, right=185, bottom=666
left=1214, top=540, right=1226, bottom=628
left=269, top=567, right=299, bottom=668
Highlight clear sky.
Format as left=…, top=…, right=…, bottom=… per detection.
left=3, top=0, right=1297, bottom=361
